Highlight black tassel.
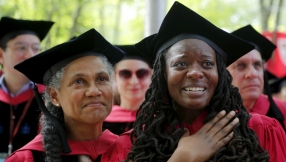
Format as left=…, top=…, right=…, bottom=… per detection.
left=264, top=70, right=286, bottom=131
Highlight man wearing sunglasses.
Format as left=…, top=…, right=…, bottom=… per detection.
left=103, top=45, right=152, bottom=135
left=0, top=17, right=53, bottom=159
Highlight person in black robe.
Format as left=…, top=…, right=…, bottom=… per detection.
left=0, top=17, right=54, bottom=159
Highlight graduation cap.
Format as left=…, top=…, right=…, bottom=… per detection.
left=115, top=45, right=153, bottom=68
left=231, top=25, right=276, bottom=61
left=14, top=28, right=126, bottom=153
left=15, top=28, right=126, bottom=85
left=134, top=34, right=156, bottom=68
left=0, top=16, right=54, bottom=44
left=136, top=1, right=254, bottom=66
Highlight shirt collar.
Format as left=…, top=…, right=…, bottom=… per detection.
left=0, top=74, right=33, bottom=96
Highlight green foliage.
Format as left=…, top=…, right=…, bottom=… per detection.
left=0, top=0, right=284, bottom=49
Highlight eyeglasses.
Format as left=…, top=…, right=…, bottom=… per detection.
left=6, top=42, right=42, bottom=54
left=118, top=69, right=150, bottom=80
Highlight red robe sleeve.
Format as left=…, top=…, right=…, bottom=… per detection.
left=248, top=113, right=286, bottom=162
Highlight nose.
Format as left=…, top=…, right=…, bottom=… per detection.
left=129, top=73, right=139, bottom=84
left=85, top=84, right=102, bottom=97
left=245, top=66, right=258, bottom=78
left=23, top=47, right=36, bottom=59
left=186, top=64, right=204, bottom=79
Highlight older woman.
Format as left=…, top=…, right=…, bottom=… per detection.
left=5, top=29, right=127, bottom=162
left=119, top=1, right=285, bottom=162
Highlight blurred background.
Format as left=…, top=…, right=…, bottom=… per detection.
left=0, top=0, right=285, bottom=48
left=0, top=0, right=285, bottom=77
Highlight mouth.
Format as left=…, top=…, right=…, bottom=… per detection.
left=84, top=101, right=105, bottom=108
left=183, top=87, right=206, bottom=92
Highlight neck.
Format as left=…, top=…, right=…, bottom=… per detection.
left=66, top=121, right=103, bottom=141
left=177, top=108, right=206, bottom=124
left=4, top=74, right=29, bottom=95
left=120, top=98, right=143, bottom=111
left=243, top=98, right=256, bottom=110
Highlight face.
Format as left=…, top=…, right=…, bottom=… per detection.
left=115, top=59, right=152, bottom=102
left=227, top=50, right=264, bottom=102
left=51, top=56, right=113, bottom=125
left=165, top=38, right=218, bottom=111
left=0, top=34, right=41, bottom=80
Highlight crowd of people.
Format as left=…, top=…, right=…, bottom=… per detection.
left=0, top=1, right=285, bottom=162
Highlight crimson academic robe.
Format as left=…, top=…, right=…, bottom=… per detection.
left=5, top=130, right=132, bottom=162
left=103, top=105, right=136, bottom=135
left=250, top=94, right=286, bottom=129
left=0, top=88, right=41, bottom=155
left=105, top=110, right=286, bottom=161
left=183, top=111, right=286, bottom=162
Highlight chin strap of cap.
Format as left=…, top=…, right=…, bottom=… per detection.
left=264, top=71, right=286, bottom=131
left=33, top=83, right=71, bottom=153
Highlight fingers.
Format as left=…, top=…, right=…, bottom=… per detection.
left=215, top=131, right=234, bottom=149
left=199, top=110, right=227, bottom=133
left=208, top=111, right=237, bottom=136
left=213, top=117, right=239, bottom=141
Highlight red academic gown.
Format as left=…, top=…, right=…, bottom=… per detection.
left=250, top=94, right=286, bottom=129
left=107, top=110, right=286, bottom=162
left=183, top=111, right=286, bottom=162
left=0, top=88, right=42, bottom=155
left=5, top=129, right=132, bottom=162
left=103, top=105, right=136, bottom=135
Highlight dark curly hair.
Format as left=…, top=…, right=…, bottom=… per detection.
left=126, top=47, right=269, bottom=162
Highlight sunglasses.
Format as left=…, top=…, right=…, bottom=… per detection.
left=118, top=69, right=150, bottom=80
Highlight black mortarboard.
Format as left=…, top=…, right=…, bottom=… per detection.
left=14, top=29, right=126, bottom=153
left=0, top=16, right=54, bottom=42
left=134, top=34, right=156, bottom=68
left=231, top=25, right=276, bottom=61
left=115, top=45, right=153, bottom=68
left=15, top=28, right=126, bottom=85
left=136, top=1, right=254, bottom=66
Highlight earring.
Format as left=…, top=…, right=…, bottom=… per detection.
left=55, top=103, right=59, bottom=107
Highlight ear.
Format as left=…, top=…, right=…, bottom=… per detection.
left=49, top=87, right=60, bottom=106
left=0, top=48, right=5, bottom=65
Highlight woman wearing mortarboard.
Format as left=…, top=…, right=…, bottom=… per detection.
left=116, top=1, right=285, bottom=162
left=0, top=17, right=54, bottom=159
left=103, top=45, right=152, bottom=135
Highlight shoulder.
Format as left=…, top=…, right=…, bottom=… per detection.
left=248, top=112, right=279, bottom=127
left=5, top=134, right=44, bottom=162
left=101, top=130, right=133, bottom=162
left=5, top=150, right=34, bottom=162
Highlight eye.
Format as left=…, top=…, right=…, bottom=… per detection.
left=15, top=45, right=26, bottom=51
left=203, top=61, right=214, bottom=67
left=174, top=61, right=187, bottom=67
left=254, top=62, right=262, bottom=69
left=74, top=78, right=85, bottom=85
left=236, top=63, right=246, bottom=69
left=32, top=46, right=41, bottom=52
left=98, top=76, right=109, bottom=83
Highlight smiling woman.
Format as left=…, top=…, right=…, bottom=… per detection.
left=4, top=28, right=130, bottom=162
left=121, top=1, right=286, bottom=162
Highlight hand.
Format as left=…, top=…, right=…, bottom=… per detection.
left=168, top=110, right=239, bottom=162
